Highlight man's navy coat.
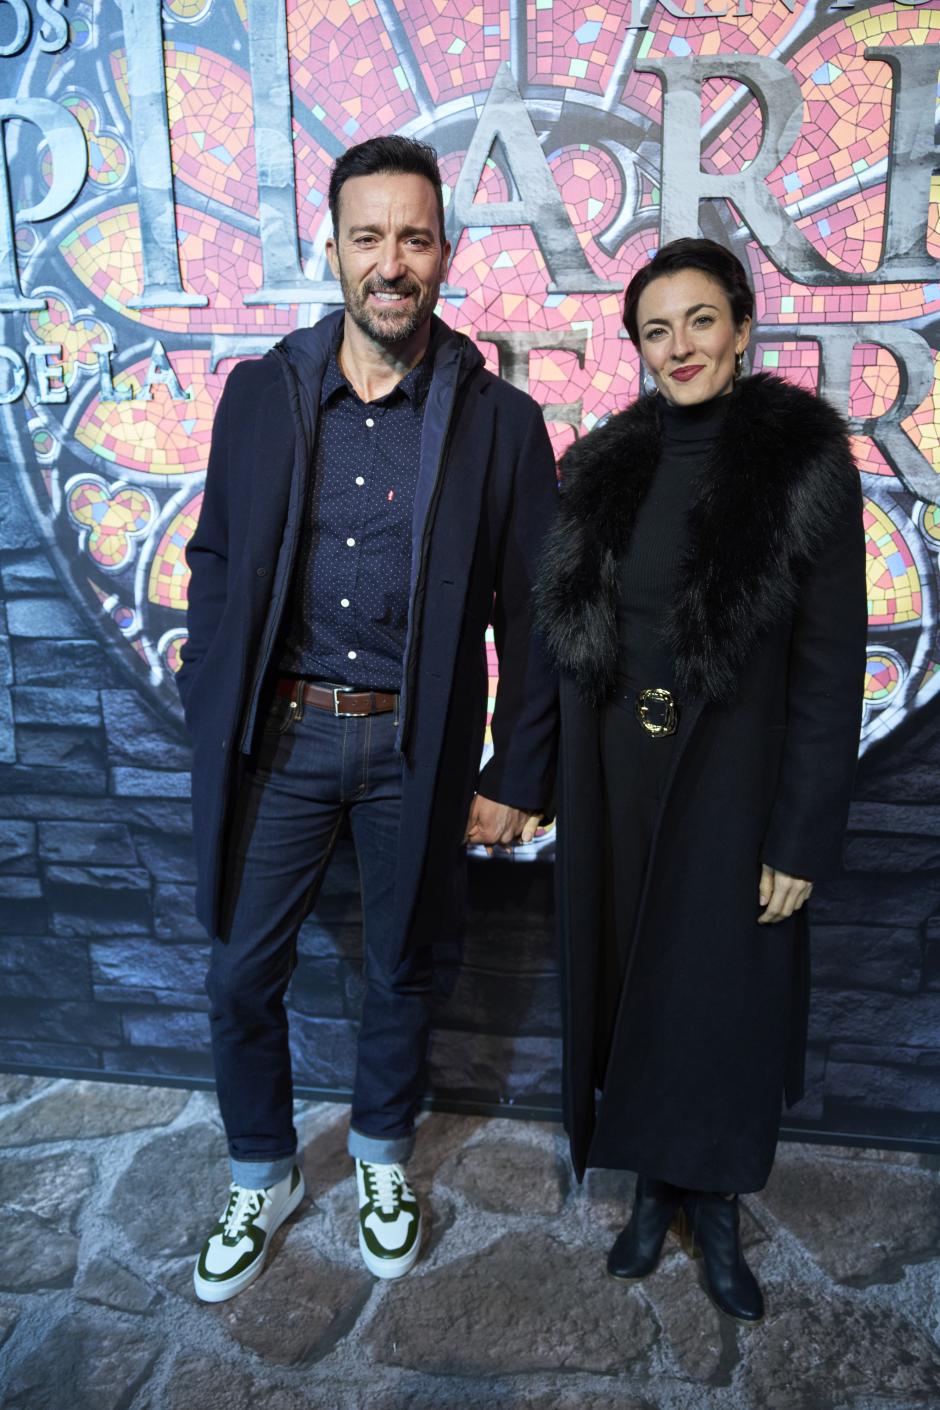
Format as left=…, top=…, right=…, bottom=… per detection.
left=177, top=312, right=558, bottom=975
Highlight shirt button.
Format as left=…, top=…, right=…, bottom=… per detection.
left=355, top=476, right=365, bottom=486
left=340, top=598, right=350, bottom=608
left=365, top=417, right=374, bottom=428
left=347, top=650, right=357, bottom=660
left=346, top=537, right=355, bottom=547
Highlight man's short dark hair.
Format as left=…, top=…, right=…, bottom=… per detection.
left=329, top=136, right=446, bottom=245
left=622, top=237, right=754, bottom=344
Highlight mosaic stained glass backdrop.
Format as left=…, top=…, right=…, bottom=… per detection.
left=2, top=0, right=939, bottom=862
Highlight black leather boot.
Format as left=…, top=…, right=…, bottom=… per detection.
left=678, top=1191, right=764, bottom=1323
left=606, top=1175, right=682, bottom=1280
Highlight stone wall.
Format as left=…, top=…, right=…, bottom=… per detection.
left=1, top=455, right=938, bottom=1149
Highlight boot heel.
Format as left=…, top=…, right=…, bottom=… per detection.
left=674, top=1206, right=701, bottom=1259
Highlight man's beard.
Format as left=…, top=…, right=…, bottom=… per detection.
left=338, top=261, right=439, bottom=346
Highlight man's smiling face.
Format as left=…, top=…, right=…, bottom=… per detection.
left=327, top=171, right=451, bottom=348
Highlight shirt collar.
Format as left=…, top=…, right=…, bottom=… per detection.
left=320, top=338, right=434, bottom=410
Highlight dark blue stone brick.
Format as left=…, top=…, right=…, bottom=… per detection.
left=12, top=796, right=191, bottom=832
left=0, top=761, right=108, bottom=798
left=153, top=882, right=205, bottom=940
left=38, top=821, right=137, bottom=865
left=46, top=865, right=152, bottom=938
left=926, top=918, right=940, bottom=992
left=0, top=636, right=11, bottom=687
left=0, top=476, right=41, bottom=551
left=121, top=1008, right=208, bottom=1049
left=340, top=964, right=365, bottom=1012
left=844, top=834, right=940, bottom=873
left=133, top=830, right=198, bottom=883
left=0, top=937, right=91, bottom=1000
left=297, top=918, right=362, bottom=962
left=102, top=1047, right=213, bottom=1081
left=812, top=877, right=940, bottom=928
left=101, top=690, right=190, bottom=769
left=122, top=800, right=193, bottom=835
left=434, top=968, right=562, bottom=1038
left=0, top=820, right=37, bottom=874
left=91, top=938, right=206, bottom=994
left=849, top=801, right=940, bottom=836
left=0, top=999, right=121, bottom=1047
left=17, top=726, right=106, bottom=771
left=810, top=989, right=940, bottom=1051
left=12, top=638, right=124, bottom=688
left=6, top=596, right=87, bottom=639
left=827, top=1051, right=940, bottom=1117
left=0, top=1039, right=101, bottom=1069
left=0, top=688, right=12, bottom=764
left=12, top=687, right=101, bottom=728
left=289, top=1013, right=358, bottom=1090
left=110, top=768, right=191, bottom=798
left=0, top=551, right=60, bottom=596
left=0, top=875, right=46, bottom=933
left=812, top=925, right=922, bottom=994
left=428, top=1030, right=561, bottom=1105
left=94, top=985, right=209, bottom=1010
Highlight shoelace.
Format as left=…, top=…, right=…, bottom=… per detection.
left=364, top=1163, right=406, bottom=1216
left=222, top=1183, right=265, bottom=1240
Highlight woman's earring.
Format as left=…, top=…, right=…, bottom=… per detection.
left=734, top=350, right=747, bottom=379
left=642, top=367, right=659, bottom=396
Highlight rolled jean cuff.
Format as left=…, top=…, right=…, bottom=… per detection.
left=230, top=1153, right=296, bottom=1189
left=347, top=1126, right=414, bottom=1164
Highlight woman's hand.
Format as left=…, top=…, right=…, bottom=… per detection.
left=758, top=864, right=813, bottom=924
left=464, top=794, right=542, bottom=853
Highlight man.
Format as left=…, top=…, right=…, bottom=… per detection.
left=177, top=136, right=557, bottom=1301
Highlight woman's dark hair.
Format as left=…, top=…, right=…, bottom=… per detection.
left=328, top=136, right=446, bottom=244
left=622, top=237, right=754, bottom=344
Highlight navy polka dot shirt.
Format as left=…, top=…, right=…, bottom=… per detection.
left=278, top=347, right=431, bottom=691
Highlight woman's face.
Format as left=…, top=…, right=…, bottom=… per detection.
left=635, top=268, right=751, bottom=406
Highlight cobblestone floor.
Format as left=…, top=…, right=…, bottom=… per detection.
left=1, top=1073, right=939, bottom=1410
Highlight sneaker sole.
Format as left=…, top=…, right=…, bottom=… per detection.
left=358, top=1218, right=422, bottom=1280
left=193, top=1172, right=306, bottom=1304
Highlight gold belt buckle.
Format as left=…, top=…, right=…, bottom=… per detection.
left=634, top=687, right=678, bottom=738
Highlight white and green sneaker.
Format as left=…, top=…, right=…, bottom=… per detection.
left=193, top=1166, right=305, bottom=1303
left=356, top=1159, right=422, bottom=1279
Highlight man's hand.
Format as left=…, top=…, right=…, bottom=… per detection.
left=464, top=794, right=542, bottom=853
left=758, top=864, right=813, bottom=924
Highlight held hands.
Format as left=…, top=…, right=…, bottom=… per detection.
left=464, top=793, right=542, bottom=854
left=758, top=864, right=813, bottom=924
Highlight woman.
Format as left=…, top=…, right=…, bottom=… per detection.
left=535, top=238, right=867, bottom=1321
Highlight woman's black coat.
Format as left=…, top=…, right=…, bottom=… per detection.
left=535, top=374, right=867, bottom=1192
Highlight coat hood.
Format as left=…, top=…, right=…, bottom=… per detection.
left=534, top=374, right=860, bottom=706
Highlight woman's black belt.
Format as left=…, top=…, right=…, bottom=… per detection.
left=614, top=683, right=678, bottom=738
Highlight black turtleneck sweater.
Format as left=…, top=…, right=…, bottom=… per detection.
left=616, top=392, right=730, bottom=691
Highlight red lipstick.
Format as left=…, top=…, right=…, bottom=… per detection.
left=671, top=365, right=704, bottom=383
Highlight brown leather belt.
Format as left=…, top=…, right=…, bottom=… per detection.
left=276, top=677, right=398, bottom=717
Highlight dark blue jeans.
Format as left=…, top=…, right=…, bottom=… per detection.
left=206, top=690, right=431, bottom=1187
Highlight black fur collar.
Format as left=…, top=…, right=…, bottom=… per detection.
left=534, top=374, right=857, bottom=705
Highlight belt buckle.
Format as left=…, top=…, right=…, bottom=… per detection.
left=332, top=685, right=354, bottom=716
left=634, top=687, right=677, bottom=738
